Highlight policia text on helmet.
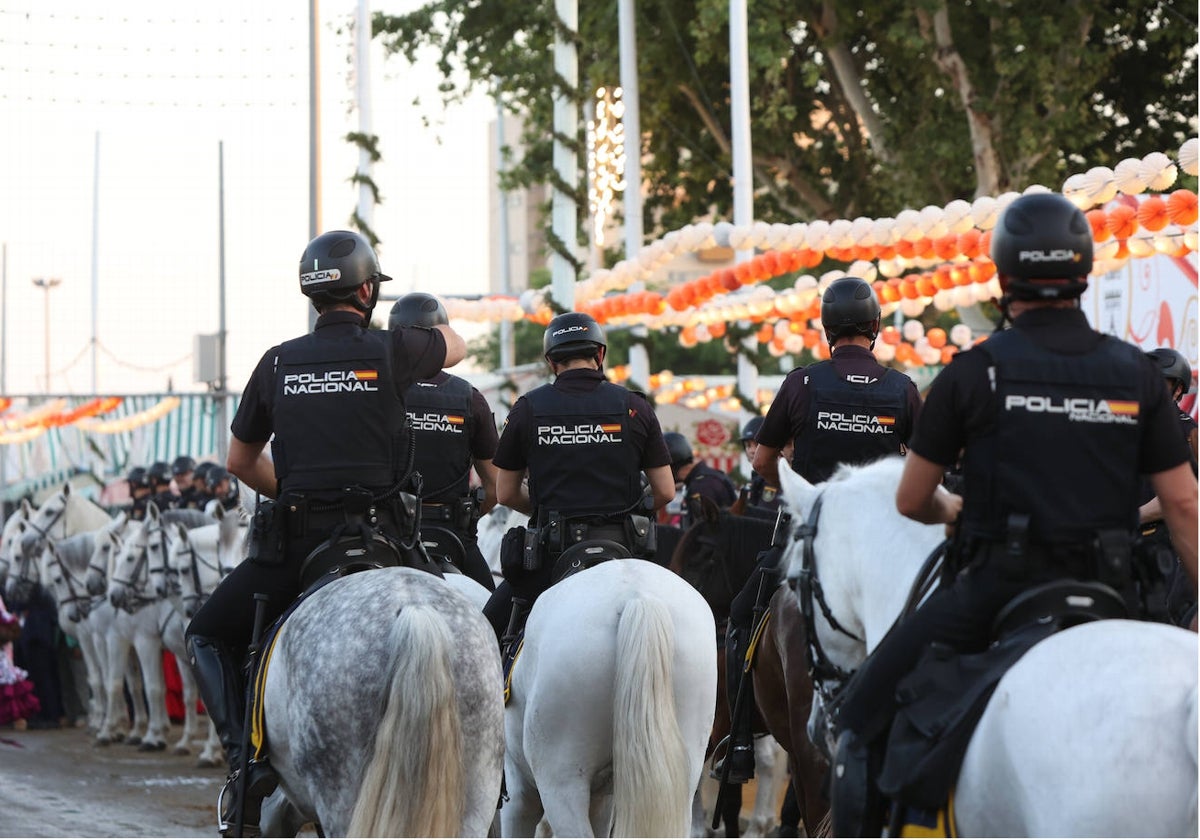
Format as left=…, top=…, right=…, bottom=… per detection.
left=299, top=230, right=392, bottom=327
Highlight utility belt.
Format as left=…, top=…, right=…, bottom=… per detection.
left=962, top=514, right=1135, bottom=592
left=420, top=487, right=485, bottom=537
left=500, top=509, right=655, bottom=580
left=247, top=483, right=422, bottom=568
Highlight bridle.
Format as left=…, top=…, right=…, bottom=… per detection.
left=174, top=529, right=237, bottom=613
left=24, top=495, right=68, bottom=544
left=786, top=492, right=864, bottom=712
left=111, top=520, right=170, bottom=611
left=45, top=546, right=95, bottom=620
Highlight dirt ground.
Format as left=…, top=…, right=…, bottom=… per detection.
left=0, top=724, right=224, bottom=838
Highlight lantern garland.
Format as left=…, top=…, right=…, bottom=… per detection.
left=438, top=141, right=1197, bottom=340
left=74, top=396, right=180, bottom=434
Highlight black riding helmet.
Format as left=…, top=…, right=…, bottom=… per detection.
left=193, top=462, right=218, bottom=487
left=205, top=466, right=230, bottom=492
left=991, top=193, right=1093, bottom=301
left=1146, top=347, right=1193, bottom=396
left=127, top=467, right=150, bottom=489
left=543, top=312, right=606, bottom=366
left=664, top=432, right=694, bottom=468
left=298, top=230, right=391, bottom=323
left=821, top=276, right=881, bottom=346
left=389, top=292, right=449, bottom=331
left=148, top=461, right=172, bottom=486
left=740, top=416, right=764, bottom=443
left=171, top=455, right=196, bottom=477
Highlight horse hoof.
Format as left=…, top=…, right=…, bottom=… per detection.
left=138, top=741, right=167, bottom=752
left=94, top=737, right=111, bottom=747
left=196, top=757, right=220, bottom=769
left=173, top=746, right=191, bottom=756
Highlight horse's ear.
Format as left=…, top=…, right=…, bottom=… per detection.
left=147, top=500, right=160, bottom=519
left=777, top=459, right=818, bottom=516
left=62, top=482, right=72, bottom=497
left=700, top=495, right=722, bottom=524
left=175, top=523, right=188, bottom=542
left=19, top=498, right=32, bottom=516
left=212, top=503, right=225, bottom=522
left=111, top=511, right=128, bottom=530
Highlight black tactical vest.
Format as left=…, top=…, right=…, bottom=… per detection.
left=962, top=328, right=1143, bottom=545
left=1137, top=408, right=1197, bottom=505
left=406, top=374, right=474, bottom=503
left=271, top=328, right=405, bottom=495
left=791, top=361, right=911, bottom=483
left=525, top=380, right=642, bottom=518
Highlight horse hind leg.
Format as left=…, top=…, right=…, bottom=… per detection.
left=745, top=737, right=788, bottom=837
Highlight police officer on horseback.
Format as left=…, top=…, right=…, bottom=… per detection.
left=184, top=229, right=466, bottom=837
left=665, top=431, right=738, bottom=528
left=389, top=292, right=500, bottom=592
left=719, top=275, right=921, bottom=785
left=481, top=311, right=675, bottom=648
left=127, top=466, right=153, bottom=521
left=1136, top=347, right=1198, bottom=626
left=831, top=193, right=1198, bottom=836
left=737, top=416, right=783, bottom=514
left=148, top=461, right=178, bottom=511
left=171, top=455, right=198, bottom=509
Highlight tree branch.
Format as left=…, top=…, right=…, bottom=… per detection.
left=814, top=0, right=893, bottom=164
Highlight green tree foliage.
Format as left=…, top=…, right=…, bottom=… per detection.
left=374, top=0, right=1196, bottom=233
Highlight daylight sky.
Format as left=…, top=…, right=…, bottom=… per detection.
left=0, top=0, right=496, bottom=397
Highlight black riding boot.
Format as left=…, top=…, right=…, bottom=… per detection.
left=188, top=635, right=278, bottom=837
left=501, top=597, right=531, bottom=658
left=712, top=625, right=756, bottom=784
left=830, top=729, right=884, bottom=838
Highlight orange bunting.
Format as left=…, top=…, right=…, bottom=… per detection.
left=1086, top=209, right=1112, bottom=242
left=881, top=325, right=901, bottom=346
left=933, top=234, right=959, bottom=261
left=956, top=229, right=982, bottom=259
left=1106, top=203, right=1139, bottom=240
left=926, top=327, right=947, bottom=349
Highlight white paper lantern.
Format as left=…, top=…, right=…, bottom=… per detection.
left=953, top=285, right=978, bottom=308
left=751, top=220, right=772, bottom=248
left=847, top=260, right=877, bottom=283
left=932, top=289, right=957, bottom=312
left=1112, top=158, right=1147, bottom=196
left=900, top=297, right=927, bottom=318
left=878, top=258, right=904, bottom=278
left=872, top=217, right=897, bottom=246
left=728, top=226, right=750, bottom=250
left=902, top=319, right=925, bottom=342
left=850, top=216, right=876, bottom=246
left=895, top=209, right=924, bottom=242
left=1178, top=138, right=1199, bottom=177
left=1140, top=151, right=1178, bottom=192
left=943, top=199, right=974, bottom=234
left=768, top=222, right=791, bottom=249
left=920, top=345, right=943, bottom=366
left=1022, top=184, right=1051, bottom=195
left=949, top=323, right=973, bottom=347
left=873, top=341, right=896, bottom=363
left=830, top=219, right=855, bottom=248
left=805, top=219, right=832, bottom=251
left=783, top=333, right=805, bottom=355
left=971, top=196, right=999, bottom=230
left=919, top=205, right=949, bottom=239
left=1062, top=173, right=1093, bottom=208
left=794, top=274, right=818, bottom=292
left=1084, top=167, right=1118, bottom=204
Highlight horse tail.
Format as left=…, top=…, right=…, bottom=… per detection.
left=613, top=596, right=691, bottom=837
left=347, top=604, right=464, bottom=838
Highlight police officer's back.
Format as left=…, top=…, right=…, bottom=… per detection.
left=148, top=461, right=178, bottom=511
left=718, top=276, right=922, bottom=785
left=480, top=312, right=675, bottom=644
left=183, top=230, right=466, bottom=837
left=389, top=292, right=499, bottom=592
left=831, top=193, right=1199, bottom=836
left=126, top=467, right=152, bottom=521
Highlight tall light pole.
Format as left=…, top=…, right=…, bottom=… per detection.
left=33, top=277, right=62, bottom=393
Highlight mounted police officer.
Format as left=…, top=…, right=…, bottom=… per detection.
left=718, top=275, right=922, bottom=785
left=665, top=431, right=738, bottom=528
left=832, top=193, right=1198, bottom=836
left=127, top=466, right=153, bottom=521
left=389, top=292, right=499, bottom=592
left=480, top=311, right=675, bottom=648
left=1137, top=347, right=1198, bottom=626
left=184, top=230, right=466, bottom=837
left=737, top=416, right=782, bottom=514
left=171, top=455, right=198, bottom=509
left=188, top=462, right=218, bottom=511
left=148, top=461, right=178, bottom=511
left=204, top=466, right=242, bottom=514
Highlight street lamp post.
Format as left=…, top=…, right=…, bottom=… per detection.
left=33, top=277, right=62, bottom=393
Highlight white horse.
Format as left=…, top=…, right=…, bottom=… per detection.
left=504, top=558, right=717, bottom=838
left=0, top=500, right=33, bottom=590
left=260, top=568, right=504, bottom=837
left=99, top=507, right=205, bottom=753
left=777, top=456, right=1199, bottom=837
left=18, top=483, right=111, bottom=562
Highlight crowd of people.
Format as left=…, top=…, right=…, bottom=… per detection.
left=6, top=196, right=1196, bottom=837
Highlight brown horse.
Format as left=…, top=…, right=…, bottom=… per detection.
left=671, top=498, right=830, bottom=837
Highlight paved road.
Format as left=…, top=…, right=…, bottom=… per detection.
left=0, top=725, right=223, bottom=838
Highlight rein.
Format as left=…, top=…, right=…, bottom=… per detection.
left=24, top=498, right=68, bottom=543
left=47, top=549, right=93, bottom=616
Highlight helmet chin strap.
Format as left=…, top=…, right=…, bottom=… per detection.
left=351, top=280, right=382, bottom=327
left=994, top=294, right=1013, bottom=330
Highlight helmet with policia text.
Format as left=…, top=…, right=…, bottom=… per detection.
left=171, top=455, right=196, bottom=477
left=389, top=292, right=449, bottom=331
left=543, top=312, right=607, bottom=365
left=740, top=416, right=764, bottom=443
left=990, top=193, right=1093, bottom=300
left=821, top=276, right=881, bottom=344
left=127, top=467, right=151, bottom=489
left=1146, top=347, right=1193, bottom=396
left=298, top=230, right=391, bottom=317
left=664, top=432, right=694, bottom=468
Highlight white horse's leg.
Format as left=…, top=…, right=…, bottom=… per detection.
left=131, top=628, right=169, bottom=750
left=75, top=619, right=107, bottom=732
left=162, top=616, right=197, bottom=755
left=124, top=652, right=150, bottom=744
left=98, top=631, right=133, bottom=746
left=746, top=736, right=787, bottom=837
left=499, top=755, right=543, bottom=838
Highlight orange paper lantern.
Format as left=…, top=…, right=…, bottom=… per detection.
left=926, top=327, right=947, bottom=349
left=956, top=229, right=982, bottom=259
left=1086, top=209, right=1112, bottom=242
left=1106, top=203, right=1138, bottom=240
left=1166, top=189, right=1198, bottom=226
left=1136, top=195, right=1169, bottom=232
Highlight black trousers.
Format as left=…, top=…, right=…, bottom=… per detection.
left=836, top=560, right=1043, bottom=738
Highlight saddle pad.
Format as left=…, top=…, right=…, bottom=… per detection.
left=896, top=795, right=959, bottom=838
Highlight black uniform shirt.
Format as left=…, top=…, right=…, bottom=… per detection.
left=232, top=310, right=447, bottom=445
left=494, top=368, right=670, bottom=473
left=756, top=344, right=923, bottom=451
left=418, top=370, right=499, bottom=461
left=910, top=307, right=1190, bottom=476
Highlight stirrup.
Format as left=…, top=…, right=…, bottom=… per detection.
left=217, top=761, right=278, bottom=838
left=708, top=736, right=756, bottom=784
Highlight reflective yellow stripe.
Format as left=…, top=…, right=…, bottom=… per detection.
left=249, top=630, right=283, bottom=761
left=503, top=639, right=525, bottom=705
left=744, top=609, right=772, bottom=674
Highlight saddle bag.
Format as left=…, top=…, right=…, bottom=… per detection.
left=877, top=623, right=1053, bottom=809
